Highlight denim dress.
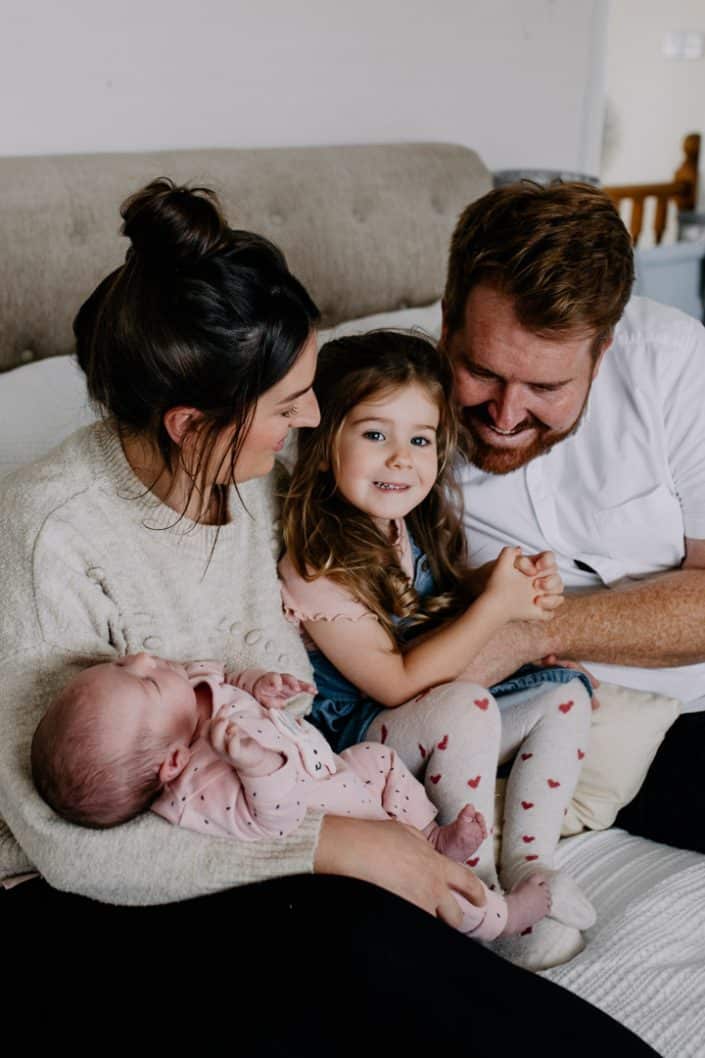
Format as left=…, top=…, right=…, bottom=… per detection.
left=307, top=540, right=592, bottom=753
left=307, top=537, right=436, bottom=753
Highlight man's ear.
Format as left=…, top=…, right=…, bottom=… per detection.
left=591, top=334, right=613, bottom=379
left=158, top=744, right=191, bottom=784
left=163, top=406, right=202, bottom=446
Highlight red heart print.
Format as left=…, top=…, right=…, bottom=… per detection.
left=525, top=854, right=539, bottom=862
left=430, top=774, right=442, bottom=784
left=559, top=700, right=574, bottom=714
left=467, top=775, right=481, bottom=789
left=474, top=698, right=489, bottom=711
left=521, top=753, right=533, bottom=761
left=547, top=779, right=561, bottom=788
left=466, top=857, right=479, bottom=867
left=418, top=743, right=427, bottom=759
left=380, top=724, right=388, bottom=744
left=437, top=734, right=449, bottom=750
left=522, top=835, right=535, bottom=844
left=577, top=749, right=585, bottom=760
left=521, top=801, right=534, bottom=810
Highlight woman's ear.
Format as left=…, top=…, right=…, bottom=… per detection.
left=158, top=744, right=191, bottom=784
left=163, top=406, right=202, bottom=446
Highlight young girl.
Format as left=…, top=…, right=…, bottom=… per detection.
left=280, top=330, right=595, bottom=942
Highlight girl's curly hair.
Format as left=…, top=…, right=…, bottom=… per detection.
left=282, top=330, right=472, bottom=642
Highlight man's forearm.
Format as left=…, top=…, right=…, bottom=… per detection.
left=537, top=568, right=705, bottom=667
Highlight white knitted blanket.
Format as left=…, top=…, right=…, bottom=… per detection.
left=546, top=830, right=705, bottom=1056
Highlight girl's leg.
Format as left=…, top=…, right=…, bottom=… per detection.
left=367, top=680, right=502, bottom=888
left=498, top=677, right=594, bottom=927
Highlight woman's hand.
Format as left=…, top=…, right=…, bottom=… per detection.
left=314, top=816, right=485, bottom=927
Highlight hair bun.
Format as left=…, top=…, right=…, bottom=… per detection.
left=120, top=177, right=229, bottom=266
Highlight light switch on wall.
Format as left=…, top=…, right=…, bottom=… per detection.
left=662, top=30, right=705, bottom=60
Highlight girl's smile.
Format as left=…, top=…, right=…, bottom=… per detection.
left=333, top=383, right=440, bottom=529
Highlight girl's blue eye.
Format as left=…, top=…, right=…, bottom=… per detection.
left=363, top=430, right=385, bottom=441
left=410, top=436, right=432, bottom=447
left=281, top=405, right=299, bottom=419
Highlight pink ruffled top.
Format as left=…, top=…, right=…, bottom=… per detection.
left=278, top=519, right=414, bottom=638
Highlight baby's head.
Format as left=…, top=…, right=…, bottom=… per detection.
left=32, top=654, right=200, bottom=828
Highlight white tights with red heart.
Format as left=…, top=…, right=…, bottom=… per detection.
left=366, top=676, right=595, bottom=937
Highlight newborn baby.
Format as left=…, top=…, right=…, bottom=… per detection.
left=31, top=653, right=551, bottom=940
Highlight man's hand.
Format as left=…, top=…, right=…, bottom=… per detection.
left=252, top=672, right=317, bottom=709
left=540, top=654, right=601, bottom=710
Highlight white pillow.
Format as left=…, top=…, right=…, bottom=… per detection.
left=319, top=300, right=442, bottom=345
left=0, top=302, right=443, bottom=477
left=0, top=356, right=96, bottom=477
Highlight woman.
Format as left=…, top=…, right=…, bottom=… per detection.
left=0, top=180, right=654, bottom=1055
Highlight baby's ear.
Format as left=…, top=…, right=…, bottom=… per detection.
left=158, top=744, right=191, bottom=784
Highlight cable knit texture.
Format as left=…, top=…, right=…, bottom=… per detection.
left=0, top=421, right=321, bottom=904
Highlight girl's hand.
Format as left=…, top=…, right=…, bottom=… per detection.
left=485, top=546, right=564, bottom=622
left=314, top=816, right=486, bottom=926
left=253, top=671, right=317, bottom=709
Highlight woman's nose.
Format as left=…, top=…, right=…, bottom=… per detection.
left=293, top=389, right=320, bottom=429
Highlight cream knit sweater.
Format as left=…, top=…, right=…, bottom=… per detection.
left=0, top=422, right=322, bottom=904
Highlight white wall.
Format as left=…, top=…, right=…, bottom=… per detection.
left=0, top=0, right=606, bottom=174
left=602, top=0, right=705, bottom=208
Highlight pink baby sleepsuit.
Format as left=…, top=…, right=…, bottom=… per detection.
left=151, top=661, right=509, bottom=940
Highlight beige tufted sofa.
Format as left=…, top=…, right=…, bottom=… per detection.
left=0, top=142, right=491, bottom=373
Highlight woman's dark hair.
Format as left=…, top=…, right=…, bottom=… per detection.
left=74, top=178, right=320, bottom=498
left=283, top=331, right=472, bottom=641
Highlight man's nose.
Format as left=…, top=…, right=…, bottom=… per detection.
left=488, top=384, right=527, bottom=431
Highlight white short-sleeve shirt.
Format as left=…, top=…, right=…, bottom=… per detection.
left=457, top=297, right=705, bottom=711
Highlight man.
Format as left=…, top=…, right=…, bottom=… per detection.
left=443, top=181, right=705, bottom=852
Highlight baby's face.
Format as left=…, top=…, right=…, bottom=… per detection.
left=79, top=653, right=200, bottom=752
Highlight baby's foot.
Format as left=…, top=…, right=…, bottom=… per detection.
left=502, top=875, right=552, bottom=936
left=428, top=804, right=488, bottom=862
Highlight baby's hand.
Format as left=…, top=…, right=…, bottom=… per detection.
left=485, top=546, right=564, bottom=622
left=209, top=708, right=281, bottom=772
left=253, top=671, right=317, bottom=710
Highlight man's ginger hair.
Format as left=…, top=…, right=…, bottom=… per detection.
left=444, top=182, right=634, bottom=349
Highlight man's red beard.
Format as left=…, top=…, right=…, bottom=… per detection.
left=459, top=402, right=587, bottom=475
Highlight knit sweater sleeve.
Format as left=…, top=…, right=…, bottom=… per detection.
left=0, top=473, right=322, bottom=905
